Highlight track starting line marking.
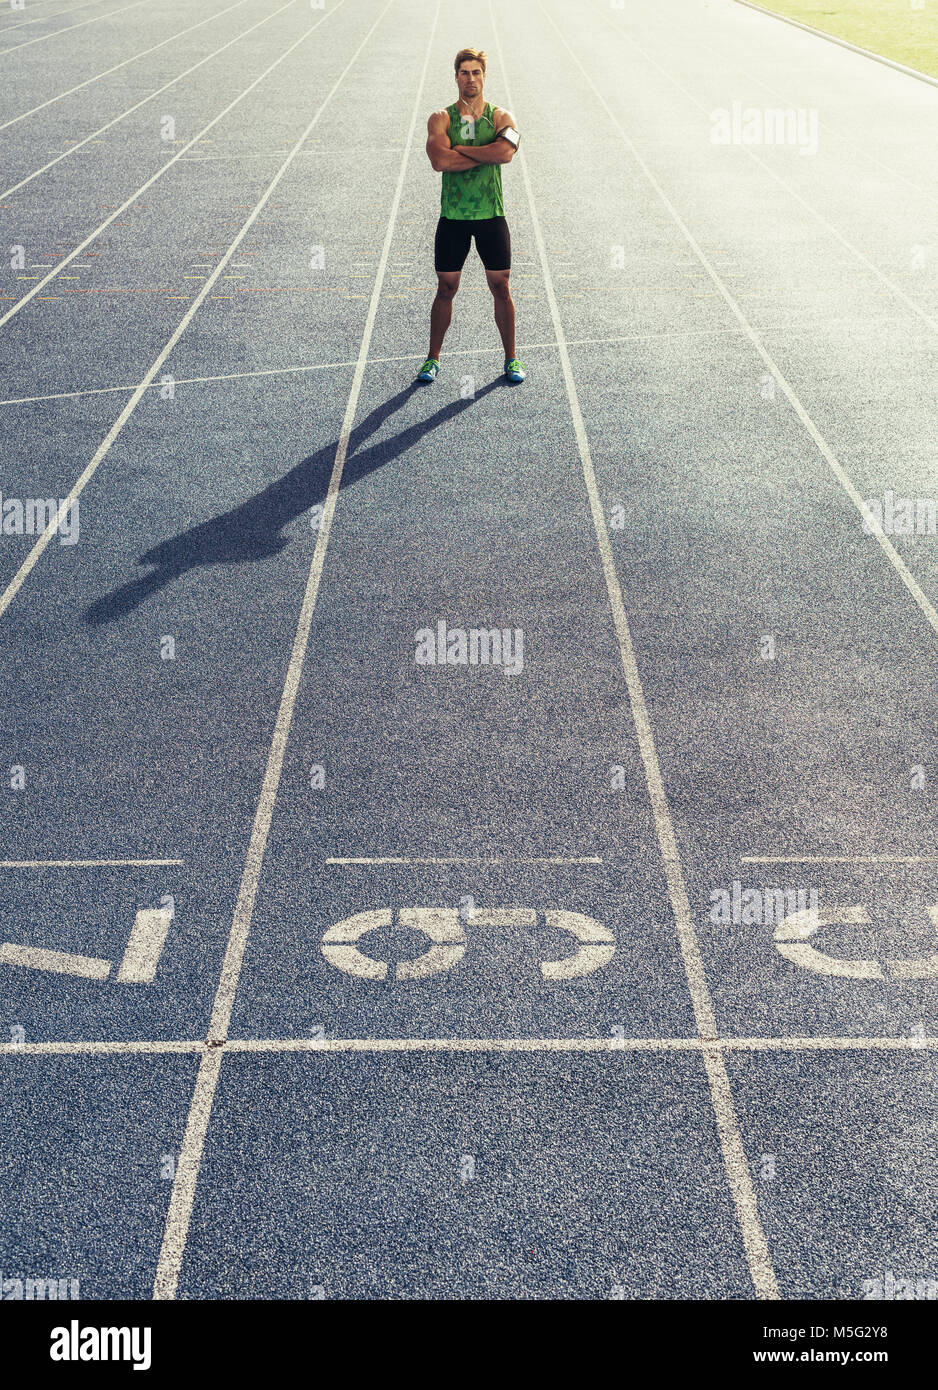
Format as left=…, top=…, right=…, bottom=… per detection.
left=1, top=1035, right=936, bottom=1057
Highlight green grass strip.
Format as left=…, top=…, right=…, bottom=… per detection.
left=743, top=1, right=938, bottom=80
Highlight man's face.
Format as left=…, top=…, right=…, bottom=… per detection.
left=456, top=63, right=484, bottom=102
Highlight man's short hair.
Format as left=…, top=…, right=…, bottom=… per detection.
left=454, top=47, right=486, bottom=75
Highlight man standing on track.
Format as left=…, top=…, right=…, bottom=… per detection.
left=417, top=47, right=525, bottom=385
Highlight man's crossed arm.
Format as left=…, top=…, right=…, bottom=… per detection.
left=425, top=108, right=519, bottom=173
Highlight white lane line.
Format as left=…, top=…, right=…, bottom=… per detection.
left=2, top=1035, right=936, bottom=1058
left=0, top=0, right=302, bottom=197
left=0, top=0, right=156, bottom=55
left=596, top=5, right=938, bottom=340
left=508, top=1, right=779, bottom=1302
left=226, top=1035, right=938, bottom=1053
left=115, top=909, right=173, bottom=983
left=0, top=316, right=911, bottom=410
left=0, top=0, right=345, bottom=314
left=152, top=0, right=433, bottom=1303
left=241, top=1037, right=665, bottom=1052
left=543, top=4, right=938, bottom=648
left=0, top=0, right=254, bottom=133
left=0, top=859, right=182, bottom=868
left=742, top=855, right=938, bottom=864
left=720, top=1036, right=938, bottom=1050
left=0, top=943, right=111, bottom=979
left=0, top=2, right=348, bottom=627
left=1, top=1040, right=203, bottom=1055
left=326, top=856, right=604, bottom=866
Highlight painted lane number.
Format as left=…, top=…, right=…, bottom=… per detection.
left=775, top=904, right=938, bottom=980
left=321, top=908, right=615, bottom=982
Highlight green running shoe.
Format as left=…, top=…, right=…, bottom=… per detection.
left=416, top=357, right=440, bottom=382
left=504, top=358, right=526, bottom=383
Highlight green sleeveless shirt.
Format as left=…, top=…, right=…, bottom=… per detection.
left=440, top=101, right=505, bottom=220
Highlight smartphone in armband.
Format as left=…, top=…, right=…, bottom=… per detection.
left=497, top=127, right=520, bottom=150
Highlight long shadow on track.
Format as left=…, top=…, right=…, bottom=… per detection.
left=83, top=378, right=504, bottom=625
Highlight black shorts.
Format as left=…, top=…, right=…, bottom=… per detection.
left=434, top=215, right=511, bottom=273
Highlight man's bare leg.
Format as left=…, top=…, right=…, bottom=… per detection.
left=428, top=271, right=461, bottom=360
left=485, top=268, right=516, bottom=359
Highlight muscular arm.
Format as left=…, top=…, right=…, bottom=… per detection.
left=454, top=107, right=519, bottom=165
left=452, top=140, right=513, bottom=164
left=426, top=110, right=477, bottom=172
